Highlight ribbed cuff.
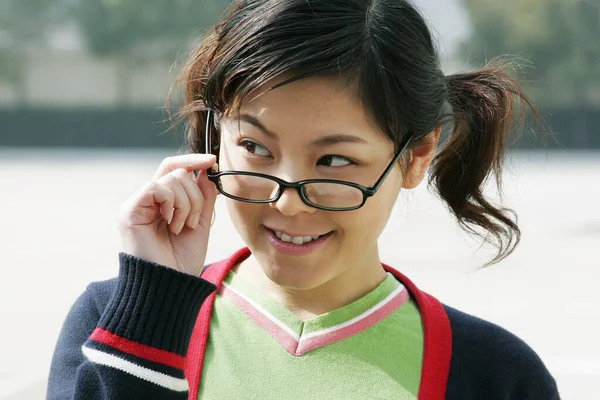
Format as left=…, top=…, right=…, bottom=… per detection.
left=97, top=253, right=217, bottom=356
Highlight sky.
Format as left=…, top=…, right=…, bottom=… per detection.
left=413, top=0, right=471, bottom=58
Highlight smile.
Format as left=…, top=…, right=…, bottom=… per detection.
left=273, top=231, right=322, bottom=245
left=265, top=227, right=333, bottom=256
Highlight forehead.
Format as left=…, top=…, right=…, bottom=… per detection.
left=232, top=75, right=383, bottom=140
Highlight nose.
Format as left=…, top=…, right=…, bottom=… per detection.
left=269, top=186, right=317, bottom=216
left=268, top=163, right=317, bottom=215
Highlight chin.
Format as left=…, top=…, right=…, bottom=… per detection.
left=260, top=254, right=331, bottom=291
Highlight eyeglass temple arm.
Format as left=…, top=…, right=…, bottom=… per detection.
left=369, top=133, right=414, bottom=192
left=205, top=110, right=213, bottom=155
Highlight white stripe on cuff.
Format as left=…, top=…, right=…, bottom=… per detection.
left=82, top=345, right=189, bottom=392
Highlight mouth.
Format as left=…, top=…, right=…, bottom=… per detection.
left=272, top=230, right=330, bottom=245
left=264, top=226, right=333, bottom=255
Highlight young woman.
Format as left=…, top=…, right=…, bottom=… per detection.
left=48, top=0, right=560, bottom=399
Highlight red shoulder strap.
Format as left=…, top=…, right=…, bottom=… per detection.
left=185, top=248, right=251, bottom=400
left=384, top=265, right=453, bottom=400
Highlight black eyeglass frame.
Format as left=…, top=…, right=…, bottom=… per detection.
left=204, top=110, right=414, bottom=211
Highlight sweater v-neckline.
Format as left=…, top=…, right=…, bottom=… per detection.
left=221, top=269, right=410, bottom=356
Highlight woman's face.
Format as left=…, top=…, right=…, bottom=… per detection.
left=218, top=76, right=406, bottom=291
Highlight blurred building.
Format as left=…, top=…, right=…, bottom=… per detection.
left=0, top=0, right=470, bottom=109
left=0, top=24, right=176, bottom=109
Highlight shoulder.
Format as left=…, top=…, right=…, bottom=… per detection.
left=60, top=278, right=119, bottom=335
left=443, top=305, right=560, bottom=399
left=444, top=305, right=536, bottom=356
left=82, top=277, right=119, bottom=315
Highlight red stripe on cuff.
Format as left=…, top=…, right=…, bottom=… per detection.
left=90, top=327, right=185, bottom=370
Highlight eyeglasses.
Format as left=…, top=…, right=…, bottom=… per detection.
left=205, top=110, right=413, bottom=211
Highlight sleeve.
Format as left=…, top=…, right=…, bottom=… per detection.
left=47, top=253, right=217, bottom=400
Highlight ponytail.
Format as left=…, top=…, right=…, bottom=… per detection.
left=430, top=61, right=545, bottom=266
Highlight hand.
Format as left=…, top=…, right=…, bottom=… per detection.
left=118, top=154, right=218, bottom=276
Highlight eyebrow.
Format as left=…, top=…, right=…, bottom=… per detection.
left=238, top=113, right=368, bottom=146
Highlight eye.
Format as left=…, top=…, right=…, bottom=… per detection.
left=240, top=140, right=272, bottom=157
left=318, top=155, right=356, bottom=167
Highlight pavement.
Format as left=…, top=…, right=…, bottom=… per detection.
left=1, top=148, right=598, bottom=399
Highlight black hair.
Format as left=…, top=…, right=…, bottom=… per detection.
left=172, top=0, right=544, bottom=265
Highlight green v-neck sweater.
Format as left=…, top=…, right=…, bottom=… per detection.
left=201, top=270, right=423, bottom=398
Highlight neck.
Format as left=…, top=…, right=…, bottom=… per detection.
left=235, top=248, right=388, bottom=320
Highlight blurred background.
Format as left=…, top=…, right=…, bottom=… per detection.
left=1, top=0, right=598, bottom=399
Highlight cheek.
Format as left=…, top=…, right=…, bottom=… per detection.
left=218, top=142, right=233, bottom=171
left=339, top=202, right=391, bottom=242
left=226, top=198, right=254, bottom=235
left=338, top=175, right=401, bottom=239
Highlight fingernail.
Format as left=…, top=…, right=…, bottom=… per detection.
left=167, top=209, right=174, bottom=224
left=174, top=221, right=185, bottom=235
left=191, top=214, right=200, bottom=229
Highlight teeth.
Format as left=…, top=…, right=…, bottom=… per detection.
left=274, top=231, right=321, bottom=245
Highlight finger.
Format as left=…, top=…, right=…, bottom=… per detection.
left=154, top=154, right=217, bottom=180
left=174, top=169, right=204, bottom=229
left=127, top=181, right=175, bottom=224
left=195, top=169, right=218, bottom=231
left=158, top=174, right=191, bottom=235
left=154, top=185, right=176, bottom=224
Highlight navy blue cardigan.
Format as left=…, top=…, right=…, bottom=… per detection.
left=47, top=251, right=560, bottom=399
